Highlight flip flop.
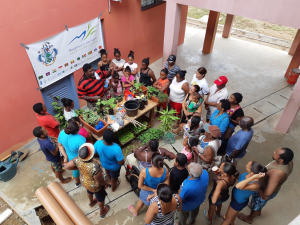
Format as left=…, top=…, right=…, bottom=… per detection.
left=221, top=214, right=226, bottom=220
left=203, top=210, right=211, bottom=225
left=237, top=213, right=252, bottom=224
left=100, top=205, right=110, bottom=218
left=128, top=205, right=137, bottom=217
left=61, top=176, right=73, bottom=184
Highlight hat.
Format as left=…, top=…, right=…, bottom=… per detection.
left=203, top=124, right=221, bottom=138
left=214, top=76, right=228, bottom=85
left=78, top=143, right=95, bottom=161
left=167, top=55, right=176, bottom=62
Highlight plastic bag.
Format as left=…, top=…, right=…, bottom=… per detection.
left=95, top=121, right=104, bottom=130
left=124, top=90, right=135, bottom=100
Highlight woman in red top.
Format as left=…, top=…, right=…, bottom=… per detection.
left=33, top=103, right=60, bottom=138
left=153, top=68, right=170, bottom=117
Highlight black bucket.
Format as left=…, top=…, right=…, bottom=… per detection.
left=124, top=100, right=140, bottom=117
left=137, top=99, right=145, bottom=110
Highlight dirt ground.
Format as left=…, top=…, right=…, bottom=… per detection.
left=0, top=198, right=27, bottom=225
left=188, top=7, right=297, bottom=42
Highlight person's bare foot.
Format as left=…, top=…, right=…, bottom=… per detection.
left=60, top=176, right=73, bottom=184
left=112, top=179, right=121, bottom=192
left=128, top=205, right=138, bottom=216
left=238, top=213, right=253, bottom=224
left=89, top=198, right=98, bottom=207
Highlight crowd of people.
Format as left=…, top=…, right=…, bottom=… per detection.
left=31, top=49, right=294, bottom=224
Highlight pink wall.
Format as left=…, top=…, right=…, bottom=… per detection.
left=0, top=0, right=188, bottom=156
left=169, top=0, right=300, bottom=29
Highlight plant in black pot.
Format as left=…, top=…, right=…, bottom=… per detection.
left=147, top=86, right=159, bottom=97
left=130, top=83, right=144, bottom=96
left=102, top=98, right=117, bottom=115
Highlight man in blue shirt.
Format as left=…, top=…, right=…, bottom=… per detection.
left=94, top=129, right=124, bottom=192
left=178, top=163, right=209, bottom=225
left=225, top=116, right=254, bottom=166
left=164, top=54, right=180, bottom=84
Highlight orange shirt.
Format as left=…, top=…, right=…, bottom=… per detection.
left=156, top=78, right=169, bottom=94
left=36, top=113, right=60, bottom=138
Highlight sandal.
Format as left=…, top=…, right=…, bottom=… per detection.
left=172, top=124, right=179, bottom=129
left=237, top=213, right=252, bottom=224
left=100, top=205, right=110, bottom=218
left=128, top=205, right=137, bottom=217
left=171, top=129, right=179, bottom=135
left=61, top=176, right=73, bottom=184
left=203, top=210, right=211, bottom=224
left=221, top=214, right=226, bottom=220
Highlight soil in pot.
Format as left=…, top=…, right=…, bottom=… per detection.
left=109, top=108, right=114, bottom=115
left=137, top=99, right=145, bottom=110
left=143, top=99, right=148, bottom=105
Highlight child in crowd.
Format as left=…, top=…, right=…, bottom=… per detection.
left=68, top=117, right=93, bottom=143
left=122, top=66, right=135, bottom=90
left=33, top=103, right=61, bottom=138
left=61, top=98, right=77, bottom=121
left=111, top=72, right=122, bottom=97
left=185, top=92, right=203, bottom=113
left=33, top=126, right=72, bottom=184
left=172, top=112, right=202, bottom=135
left=111, top=48, right=125, bottom=79
left=153, top=68, right=170, bottom=117
left=123, top=51, right=138, bottom=78
left=181, top=136, right=199, bottom=164
left=98, top=49, right=112, bottom=100
left=170, top=153, right=189, bottom=194
left=183, top=116, right=202, bottom=139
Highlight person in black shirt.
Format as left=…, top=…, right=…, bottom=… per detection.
left=170, top=153, right=189, bottom=194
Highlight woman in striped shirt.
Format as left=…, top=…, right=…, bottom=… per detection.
left=145, top=184, right=182, bottom=225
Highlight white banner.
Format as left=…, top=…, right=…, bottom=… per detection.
left=26, top=17, right=104, bottom=88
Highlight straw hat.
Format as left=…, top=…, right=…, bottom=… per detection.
left=78, top=143, right=95, bottom=161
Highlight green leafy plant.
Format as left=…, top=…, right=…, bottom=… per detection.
left=147, top=86, right=159, bottom=96
left=75, top=109, right=84, bottom=117
left=137, top=128, right=164, bottom=144
left=116, top=127, right=135, bottom=144
left=52, top=97, right=67, bottom=129
left=127, top=119, right=148, bottom=134
left=82, top=109, right=99, bottom=126
left=157, top=92, right=168, bottom=103
left=157, top=107, right=180, bottom=133
left=96, top=98, right=117, bottom=118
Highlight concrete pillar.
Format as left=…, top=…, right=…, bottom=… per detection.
left=285, top=41, right=300, bottom=77
left=288, top=29, right=300, bottom=56
left=162, top=1, right=182, bottom=67
left=222, top=14, right=235, bottom=38
left=275, top=76, right=300, bottom=134
left=203, top=11, right=220, bottom=54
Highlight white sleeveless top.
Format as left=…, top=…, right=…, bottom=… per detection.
left=169, top=77, right=188, bottom=103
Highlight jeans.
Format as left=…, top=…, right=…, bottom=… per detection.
left=178, top=205, right=200, bottom=225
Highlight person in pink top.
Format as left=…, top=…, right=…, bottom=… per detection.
left=122, top=66, right=135, bottom=90
left=181, top=137, right=199, bottom=164
left=111, top=72, right=123, bottom=97
left=68, top=117, right=93, bottom=143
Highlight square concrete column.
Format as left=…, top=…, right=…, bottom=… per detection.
left=285, top=41, right=300, bottom=77
left=202, top=11, right=220, bottom=54
left=162, top=1, right=182, bottom=67
left=275, top=72, right=300, bottom=134
left=288, top=29, right=300, bottom=56
left=222, top=14, right=235, bottom=38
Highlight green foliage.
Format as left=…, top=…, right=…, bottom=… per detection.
left=157, top=92, right=168, bottom=103
left=95, top=98, right=117, bottom=118
left=157, top=107, right=179, bottom=133
left=127, top=119, right=148, bottom=134
left=137, top=128, right=164, bottom=145
left=51, top=97, right=67, bottom=129
left=82, top=109, right=99, bottom=126
left=147, top=86, right=159, bottom=95
left=75, top=109, right=84, bottom=117
left=116, top=127, right=135, bottom=144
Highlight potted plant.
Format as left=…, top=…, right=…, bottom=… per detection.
left=102, top=98, right=117, bottom=115
left=147, top=86, right=160, bottom=103
left=130, top=83, right=146, bottom=96
left=79, top=109, right=108, bottom=136
left=157, top=92, right=168, bottom=104
left=157, top=107, right=179, bottom=144
left=51, top=96, right=67, bottom=129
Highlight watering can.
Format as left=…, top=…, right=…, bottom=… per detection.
left=0, top=151, right=24, bottom=182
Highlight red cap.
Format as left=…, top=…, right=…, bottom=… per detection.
left=95, top=69, right=101, bottom=74
left=214, top=76, right=228, bottom=85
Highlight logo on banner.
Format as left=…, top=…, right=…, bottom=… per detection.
left=99, top=46, right=102, bottom=49
left=74, top=64, right=77, bottom=67
left=46, top=72, right=50, bottom=76
left=57, top=72, right=62, bottom=76
left=71, top=60, right=75, bottom=64
left=37, top=42, right=58, bottom=66
left=65, top=63, right=68, bottom=67
left=38, top=75, right=43, bottom=80
left=88, top=51, right=92, bottom=55
left=82, top=54, right=86, bottom=58
left=68, top=23, right=97, bottom=45
left=94, top=48, right=97, bottom=52
left=52, top=69, right=57, bottom=73
left=77, top=57, right=80, bottom=60
left=58, top=66, right=62, bottom=69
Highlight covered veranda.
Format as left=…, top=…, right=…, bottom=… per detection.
left=162, top=0, right=300, bottom=134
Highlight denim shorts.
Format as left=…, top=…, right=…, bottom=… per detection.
left=230, top=196, right=248, bottom=212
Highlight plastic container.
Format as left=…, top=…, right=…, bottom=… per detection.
left=137, top=99, right=145, bottom=110
left=124, top=100, right=140, bottom=117
left=287, top=68, right=300, bottom=85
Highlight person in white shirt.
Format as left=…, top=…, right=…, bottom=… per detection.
left=111, top=48, right=126, bottom=79
left=204, top=76, right=229, bottom=121
left=123, top=50, right=138, bottom=79
left=61, top=98, right=77, bottom=121
left=190, top=67, right=209, bottom=98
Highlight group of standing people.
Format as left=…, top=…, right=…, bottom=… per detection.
left=31, top=49, right=294, bottom=224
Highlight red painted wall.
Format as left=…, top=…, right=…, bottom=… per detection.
left=0, top=1, right=187, bottom=156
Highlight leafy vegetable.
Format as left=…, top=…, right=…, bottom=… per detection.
left=157, top=107, right=179, bottom=133
left=127, top=119, right=148, bottom=134
left=147, top=86, right=159, bottom=95
left=116, top=127, right=135, bottom=144
left=52, top=97, right=67, bottom=129
left=137, top=128, right=164, bottom=145
left=157, top=92, right=168, bottom=103
left=82, top=109, right=99, bottom=126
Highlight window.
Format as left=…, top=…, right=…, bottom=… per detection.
left=141, top=0, right=165, bottom=10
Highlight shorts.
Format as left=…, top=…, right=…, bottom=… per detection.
left=51, top=161, right=63, bottom=172
left=170, top=100, right=182, bottom=115
left=109, top=167, right=121, bottom=179
left=157, top=100, right=167, bottom=109
left=73, top=169, right=80, bottom=178
left=208, top=192, right=229, bottom=205
left=139, top=190, right=154, bottom=206
left=230, top=196, right=248, bottom=212
left=87, top=189, right=107, bottom=202
left=250, top=192, right=277, bottom=211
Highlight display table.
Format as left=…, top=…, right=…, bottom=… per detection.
left=84, top=98, right=158, bottom=143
